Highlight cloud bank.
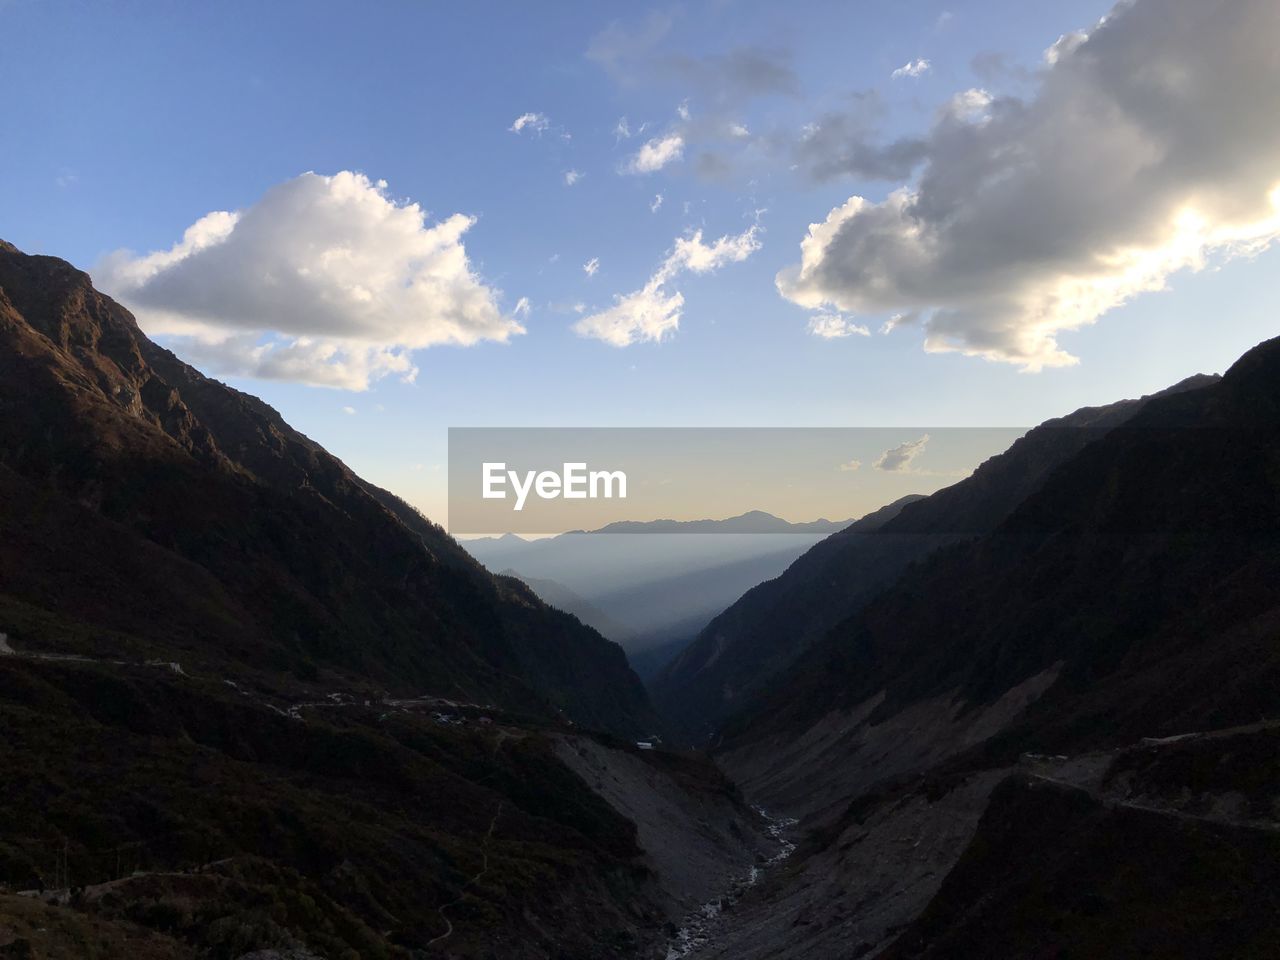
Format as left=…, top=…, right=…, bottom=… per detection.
left=574, top=225, right=761, bottom=346
left=98, top=171, right=523, bottom=390
left=779, top=0, right=1280, bottom=369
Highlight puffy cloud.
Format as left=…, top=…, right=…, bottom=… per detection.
left=564, top=169, right=583, bottom=186
left=575, top=225, right=761, bottom=346
left=624, top=134, right=685, bottom=174
left=807, top=312, right=870, bottom=339
left=97, top=171, right=524, bottom=390
left=778, top=0, right=1280, bottom=370
left=874, top=435, right=930, bottom=472
left=583, top=257, right=600, bottom=277
left=509, top=112, right=550, bottom=134
left=892, top=59, right=931, bottom=79
left=650, top=193, right=664, bottom=213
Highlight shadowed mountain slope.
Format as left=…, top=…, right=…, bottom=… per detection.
left=0, top=239, right=654, bottom=737
left=652, top=373, right=1218, bottom=743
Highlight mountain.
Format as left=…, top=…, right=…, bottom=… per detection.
left=690, top=339, right=1280, bottom=957
left=461, top=518, right=846, bottom=653
left=0, top=239, right=652, bottom=738
left=499, top=570, right=638, bottom=646
left=0, top=241, right=791, bottom=958
left=590, top=511, right=854, bottom=534
left=652, top=373, right=1220, bottom=743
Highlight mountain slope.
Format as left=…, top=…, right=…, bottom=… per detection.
left=0, top=239, right=654, bottom=737
left=691, top=339, right=1278, bottom=958
left=0, top=240, right=791, bottom=958
left=727, top=339, right=1279, bottom=757
left=653, top=374, right=1219, bottom=743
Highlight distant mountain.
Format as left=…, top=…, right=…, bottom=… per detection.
left=462, top=515, right=850, bottom=653
left=652, top=373, right=1220, bottom=743
left=591, top=511, right=855, bottom=534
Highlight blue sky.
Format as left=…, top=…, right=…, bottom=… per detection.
left=4, top=0, right=1279, bottom=523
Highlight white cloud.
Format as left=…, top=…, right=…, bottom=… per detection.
left=574, top=224, right=761, bottom=346
left=945, top=88, right=993, bottom=123
left=509, top=112, right=550, bottom=134
left=564, top=169, right=583, bottom=186
left=624, top=134, right=685, bottom=174
left=583, top=257, right=600, bottom=277
left=874, top=435, right=930, bottom=472
left=342, top=405, right=356, bottom=415
left=650, top=193, right=664, bottom=213
left=677, top=99, right=691, bottom=121
left=807, top=312, right=870, bottom=339
left=837, top=459, right=862, bottom=472
left=778, top=0, right=1280, bottom=370
left=728, top=122, right=750, bottom=138
left=892, top=59, right=931, bottom=79
left=97, top=171, right=524, bottom=390
left=513, top=296, right=532, bottom=318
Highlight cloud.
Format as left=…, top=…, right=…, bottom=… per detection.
left=807, top=312, right=870, bottom=339
left=650, top=193, right=664, bottom=213
left=892, top=59, right=931, bottom=79
left=513, top=296, right=532, bottom=319
left=564, top=169, right=583, bottom=186
left=778, top=0, right=1280, bottom=370
left=586, top=10, right=675, bottom=84
left=588, top=16, right=795, bottom=181
left=624, top=134, right=685, bottom=174
left=509, top=112, right=550, bottom=134
left=793, top=91, right=930, bottom=181
left=837, top=459, right=862, bottom=472
left=97, top=171, right=524, bottom=390
left=574, top=224, right=762, bottom=346
left=663, top=47, right=799, bottom=104
left=874, top=435, right=930, bottom=472
left=342, top=406, right=356, bottom=415
left=583, top=257, right=600, bottom=277
left=589, top=12, right=797, bottom=105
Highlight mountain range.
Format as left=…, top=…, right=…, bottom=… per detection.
left=3, top=237, right=1279, bottom=957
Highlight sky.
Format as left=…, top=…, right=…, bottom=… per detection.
left=3, top=0, right=1279, bottom=525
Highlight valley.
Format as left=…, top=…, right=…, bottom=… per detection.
left=1, top=237, right=1278, bottom=958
